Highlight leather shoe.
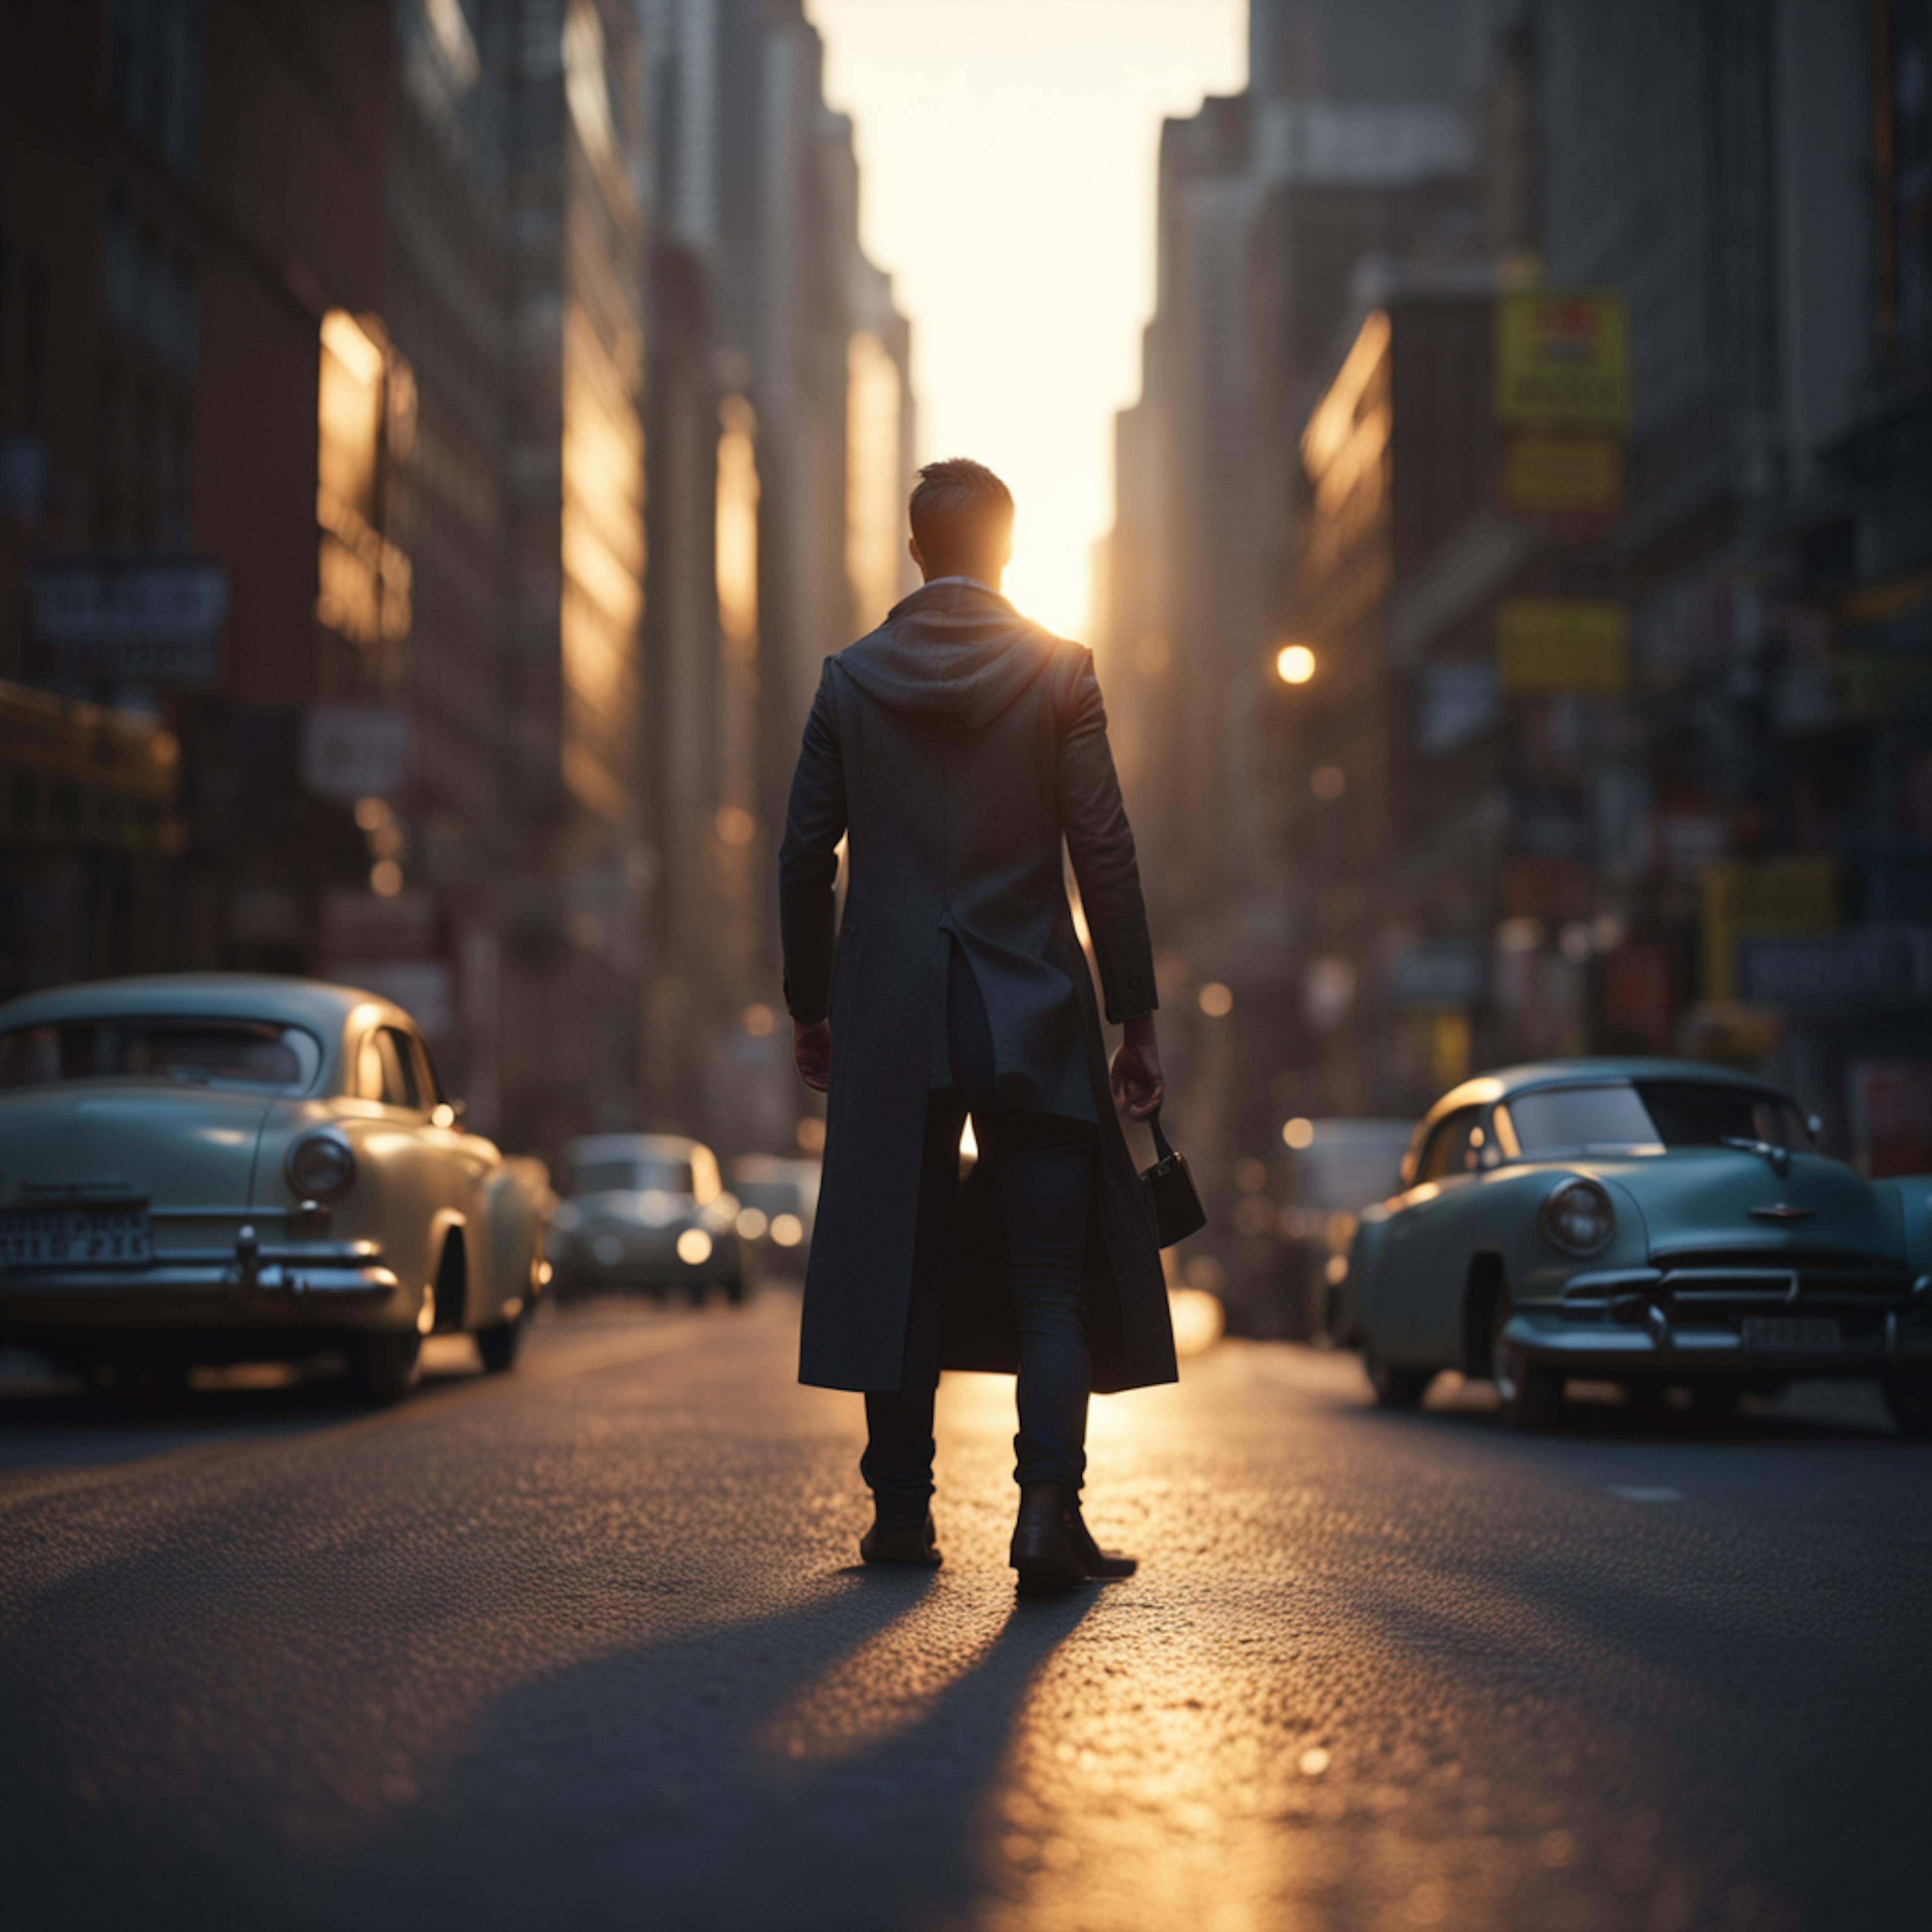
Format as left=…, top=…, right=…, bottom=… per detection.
left=1010, top=1481, right=1086, bottom=1596
left=1064, top=1498, right=1137, bottom=1579
left=860, top=1510, right=941, bottom=1566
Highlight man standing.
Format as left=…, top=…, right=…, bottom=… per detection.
left=779, top=458, right=1175, bottom=1596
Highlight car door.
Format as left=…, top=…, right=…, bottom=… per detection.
left=1378, top=1106, right=1484, bottom=1360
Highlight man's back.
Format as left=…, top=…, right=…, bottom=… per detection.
left=776, top=457, right=1172, bottom=1589
left=780, top=577, right=1157, bottom=1119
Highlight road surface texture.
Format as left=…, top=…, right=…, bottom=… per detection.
left=1, top=1293, right=1926, bottom=1932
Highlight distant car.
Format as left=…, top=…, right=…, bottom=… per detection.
left=1272, top=1118, right=1413, bottom=1341
left=1347, top=1058, right=1932, bottom=1434
left=725, top=1153, right=819, bottom=1265
left=551, top=1133, right=752, bottom=1303
left=0, top=974, right=550, bottom=1402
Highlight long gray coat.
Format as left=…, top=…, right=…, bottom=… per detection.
left=778, top=579, right=1177, bottom=1395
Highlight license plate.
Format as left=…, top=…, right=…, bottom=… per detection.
left=0, top=1206, right=153, bottom=1268
left=1742, top=1317, right=1840, bottom=1352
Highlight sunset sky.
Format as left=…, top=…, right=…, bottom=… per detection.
left=807, top=0, right=1248, bottom=639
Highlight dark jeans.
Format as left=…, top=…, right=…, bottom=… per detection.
left=862, top=944, right=1094, bottom=1523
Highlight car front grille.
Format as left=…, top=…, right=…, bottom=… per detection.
left=1652, top=1247, right=1912, bottom=1313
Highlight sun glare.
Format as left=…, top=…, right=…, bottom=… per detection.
left=809, top=0, right=1248, bottom=640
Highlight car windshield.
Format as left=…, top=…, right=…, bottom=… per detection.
left=732, top=1178, right=802, bottom=1216
left=1502, top=1081, right=1810, bottom=1156
left=0, top=1018, right=323, bottom=1093
left=570, top=1157, right=694, bottom=1197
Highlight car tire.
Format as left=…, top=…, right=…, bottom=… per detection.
left=1489, top=1290, right=1563, bottom=1430
left=346, top=1332, right=422, bottom=1406
left=1883, top=1375, right=1932, bottom=1439
left=1364, top=1345, right=1433, bottom=1409
left=476, top=1311, right=527, bottom=1374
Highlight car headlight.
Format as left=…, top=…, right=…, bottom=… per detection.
left=1542, top=1177, right=1614, bottom=1256
left=676, top=1228, right=713, bottom=1266
left=286, top=1133, right=356, bottom=1203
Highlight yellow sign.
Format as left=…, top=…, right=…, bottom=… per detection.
left=1502, top=433, right=1623, bottom=514
left=1495, top=292, right=1631, bottom=429
left=1496, top=599, right=1629, bottom=694
left=0, top=680, right=181, bottom=851
left=1700, top=856, right=1837, bottom=1002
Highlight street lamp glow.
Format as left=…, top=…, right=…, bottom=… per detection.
left=1275, top=642, right=1316, bottom=685
left=1282, top=1117, right=1315, bottom=1150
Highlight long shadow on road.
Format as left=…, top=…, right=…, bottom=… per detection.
left=310, top=1566, right=1098, bottom=1932
left=0, top=1355, right=485, bottom=1474
left=1323, top=1397, right=1930, bottom=1929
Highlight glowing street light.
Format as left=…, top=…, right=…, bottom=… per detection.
left=1275, top=642, right=1317, bottom=685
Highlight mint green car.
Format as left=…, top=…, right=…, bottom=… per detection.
left=0, top=975, right=549, bottom=1402
left=1346, top=1059, right=1932, bottom=1435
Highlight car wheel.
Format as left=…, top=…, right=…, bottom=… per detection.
left=346, top=1332, right=422, bottom=1406
left=1883, top=1375, right=1932, bottom=1439
left=725, top=1272, right=748, bottom=1306
left=476, top=1310, right=528, bottom=1374
left=1489, top=1289, right=1563, bottom=1429
left=1364, top=1345, right=1433, bottom=1409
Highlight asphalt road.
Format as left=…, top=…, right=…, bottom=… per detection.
left=1, top=1294, right=1927, bottom=1932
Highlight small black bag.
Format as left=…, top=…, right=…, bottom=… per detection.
left=1140, top=1106, right=1206, bottom=1247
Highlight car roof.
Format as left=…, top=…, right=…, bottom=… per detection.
left=1426, top=1057, right=1793, bottom=1122
left=565, top=1133, right=708, bottom=1162
left=0, top=972, right=412, bottom=1037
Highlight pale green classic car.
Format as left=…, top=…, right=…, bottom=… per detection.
left=0, top=974, right=549, bottom=1402
left=1346, top=1059, right=1932, bottom=1435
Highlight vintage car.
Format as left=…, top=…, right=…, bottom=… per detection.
left=550, top=1133, right=753, bottom=1303
left=725, top=1153, right=820, bottom=1263
left=1345, top=1058, right=1932, bottom=1434
left=0, top=974, right=549, bottom=1402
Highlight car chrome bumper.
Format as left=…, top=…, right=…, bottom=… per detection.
left=1506, top=1287, right=1932, bottom=1377
left=0, top=1233, right=403, bottom=1331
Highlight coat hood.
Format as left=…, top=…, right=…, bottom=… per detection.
left=835, top=580, right=1059, bottom=731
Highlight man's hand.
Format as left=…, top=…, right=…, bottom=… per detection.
left=794, top=1018, right=832, bottom=1093
left=1109, top=1014, right=1164, bottom=1119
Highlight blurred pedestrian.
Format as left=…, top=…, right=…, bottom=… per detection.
left=780, top=458, right=1173, bottom=1595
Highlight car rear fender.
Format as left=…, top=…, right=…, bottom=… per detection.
left=1345, top=1206, right=1392, bottom=1346
left=480, top=1165, right=542, bottom=1320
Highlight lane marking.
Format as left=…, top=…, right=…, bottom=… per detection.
left=1605, top=1485, right=1682, bottom=1503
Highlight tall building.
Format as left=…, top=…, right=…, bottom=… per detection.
left=1264, top=0, right=1931, bottom=1176
left=637, top=0, right=913, bottom=1154
left=383, top=0, right=520, bottom=1131
left=1524, top=0, right=1932, bottom=1163
left=1096, top=1, right=1485, bottom=1294
left=1, top=0, right=397, bottom=1001
left=496, top=0, right=654, bottom=1150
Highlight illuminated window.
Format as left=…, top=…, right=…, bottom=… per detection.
left=846, top=331, right=902, bottom=626
left=716, top=396, right=759, bottom=656
left=316, top=309, right=412, bottom=649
